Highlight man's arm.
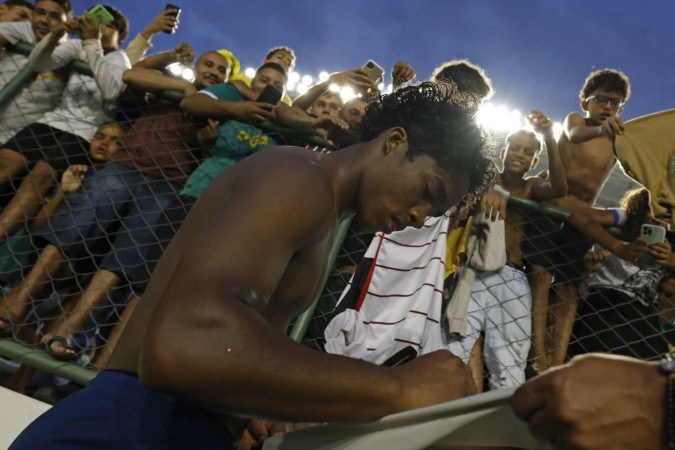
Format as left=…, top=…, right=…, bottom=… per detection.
left=292, top=69, right=377, bottom=111
left=529, top=110, right=567, bottom=200
left=180, top=90, right=274, bottom=123
left=564, top=112, right=624, bottom=143
left=132, top=43, right=194, bottom=70
left=139, top=156, right=474, bottom=422
left=568, top=208, right=644, bottom=263
left=272, top=103, right=347, bottom=138
left=122, top=67, right=195, bottom=95
left=125, top=9, right=179, bottom=65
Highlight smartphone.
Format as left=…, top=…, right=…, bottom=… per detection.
left=256, top=84, right=283, bottom=105
left=74, top=4, right=113, bottom=38
left=362, top=60, right=385, bottom=83
left=86, top=5, right=114, bottom=27
left=640, top=224, right=667, bottom=245
left=163, top=3, right=181, bottom=34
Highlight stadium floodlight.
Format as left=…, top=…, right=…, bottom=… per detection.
left=302, top=75, right=313, bottom=85
left=340, top=86, right=357, bottom=102
left=297, top=83, right=309, bottom=95
left=553, top=121, right=563, bottom=140
left=319, top=71, right=329, bottom=82
left=328, top=83, right=341, bottom=93
left=286, top=81, right=296, bottom=92
left=165, top=62, right=195, bottom=82
left=377, top=82, right=385, bottom=91
left=244, top=67, right=256, bottom=79
left=289, top=71, right=300, bottom=83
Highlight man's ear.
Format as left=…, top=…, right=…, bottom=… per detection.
left=580, top=99, right=589, bottom=112
left=384, top=127, right=408, bottom=156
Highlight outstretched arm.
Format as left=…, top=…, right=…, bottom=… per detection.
left=529, top=110, right=567, bottom=200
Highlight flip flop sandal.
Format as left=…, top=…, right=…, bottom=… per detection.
left=43, top=336, right=82, bottom=362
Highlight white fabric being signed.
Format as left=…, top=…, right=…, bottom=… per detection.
left=263, top=388, right=549, bottom=450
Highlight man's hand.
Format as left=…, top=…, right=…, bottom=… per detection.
left=78, top=15, right=102, bottom=41
left=52, top=17, right=80, bottom=39
left=582, top=249, right=610, bottom=281
left=312, top=115, right=348, bottom=144
left=600, top=117, right=625, bottom=141
left=172, top=43, right=195, bottom=65
left=392, top=61, right=415, bottom=87
left=60, top=165, right=89, bottom=194
left=527, top=109, right=554, bottom=137
left=614, top=239, right=646, bottom=265
left=649, top=240, right=673, bottom=266
left=480, top=189, right=508, bottom=221
left=512, top=354, right=666, bottom=450
left=230, top=102, right=275, bottom=123
left=141, top=9, right=179, bottom=38
left=197, top=119, right=219, bottom=144
left=238, top=420, right=294, bottom=450
left=391, top=350, right=477, bottom=412
left=328, top=69, right=378, bottom=94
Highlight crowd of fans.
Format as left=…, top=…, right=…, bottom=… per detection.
left=0, top=0, right=671, bottom=414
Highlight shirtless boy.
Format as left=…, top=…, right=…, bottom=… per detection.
left=524, top=69, right=631, bottom=369
left=10, top=83, right=489, bottom=449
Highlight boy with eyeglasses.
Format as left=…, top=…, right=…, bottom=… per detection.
left=522, top=69, right=631, bottom=371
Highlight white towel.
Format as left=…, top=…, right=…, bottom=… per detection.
left=446, top=213, right=506, bottom=337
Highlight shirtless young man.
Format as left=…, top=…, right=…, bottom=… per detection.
left=10, top=83, right=489, bottom=450
left=460, top=111, right=566, bottom=388
left=523, top=69, right=631, bottom=369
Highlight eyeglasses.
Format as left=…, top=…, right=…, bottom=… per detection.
left=586, top=95, right=624, bottom=109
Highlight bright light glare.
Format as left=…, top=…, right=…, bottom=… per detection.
left=477, top=102, right=523, bottom=134
left=289, top=71, right=300, bottom=83
left=377, top=82, right=385, bottom=91
left=340, top=86, right=356, bottom=102
left=553, top=121, right=563, bottom=140
left=167, top=63, right=182, bottom=76
left=319, top=71, right=329, bottom=82
left=286, top=81, right=296, bottom=92
left=328, top=83, right=341, bottom=93
left=297, top=83, right=309, bottom=95
left=302, top=74, right=313, bottom=85
left=181, top=67, right=195, bottom=82
left=244, top=67, right=256, bottom=78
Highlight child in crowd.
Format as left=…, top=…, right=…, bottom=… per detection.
left=523, top=69, right=631, bottom=369
left=448, top=110, right=566, bottom=389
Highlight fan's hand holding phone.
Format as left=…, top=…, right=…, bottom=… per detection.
left=256, top=85, right=284, bottom=105
left=640, top=223, right=668, bottom=267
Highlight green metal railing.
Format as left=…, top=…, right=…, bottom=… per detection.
left=290, top=218, right=352, bottom=342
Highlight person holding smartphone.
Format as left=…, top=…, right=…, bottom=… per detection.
left=566, top=187, right=674, bottom=360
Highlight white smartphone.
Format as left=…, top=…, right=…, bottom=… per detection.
left=640, top=223, right=666, bottom=245
left=362, top=60, right=385, bottom=83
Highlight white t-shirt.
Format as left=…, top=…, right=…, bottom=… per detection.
left=31, top=36, right=130, bottom=141
left=0, top=22, right=66, bottom=143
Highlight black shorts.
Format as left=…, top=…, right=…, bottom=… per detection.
left=3, top=123, right=90, bottom=174
left=521, top=215, right=593, bottom=285
left=568, top=288, right=668, bottom=360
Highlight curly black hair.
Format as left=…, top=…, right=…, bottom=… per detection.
left=579, top=69, right=631, bottom=102
left=431, top=59, right=494, bottom=101
left=360, top=82, right=492, bottom=201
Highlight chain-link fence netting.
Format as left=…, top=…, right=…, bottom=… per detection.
left=0, top=41, right=672, bottom=404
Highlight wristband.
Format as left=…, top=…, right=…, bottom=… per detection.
left=607, top=208, right=627, bottom=226
left=493, top=184, right=510, bottom=199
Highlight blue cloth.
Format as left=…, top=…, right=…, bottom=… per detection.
left=10, top=370, right=235, bottom=449
left=34, top=161, right=179, bottom=280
